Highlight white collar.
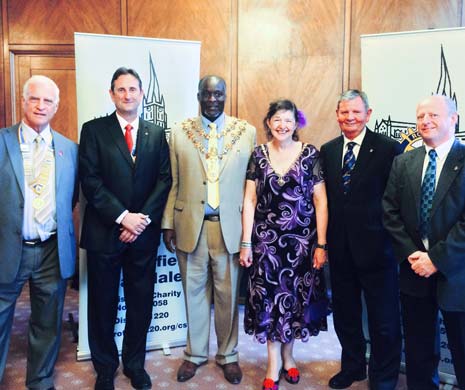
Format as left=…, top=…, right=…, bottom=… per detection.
left=116, top=112, right=139, bottom=132
left=343, top=127, right=366, bottom=148
left=424, top=136, right=455, bottom=161
left=21, top=121, right=52, bottom=144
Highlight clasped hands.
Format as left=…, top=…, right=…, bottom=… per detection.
left=119, top=212, right=150, bottom=243
left=408, top=250, right=438, bottom=278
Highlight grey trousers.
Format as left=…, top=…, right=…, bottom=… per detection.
left=0, top=238, right=66, bottom=390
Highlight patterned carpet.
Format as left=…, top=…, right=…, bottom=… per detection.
left=0, top=283, right=444, bottom=390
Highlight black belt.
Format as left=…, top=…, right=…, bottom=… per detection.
left=204, top=215, right=220, bottom=222
left=23, top=234, right=57, bottom=247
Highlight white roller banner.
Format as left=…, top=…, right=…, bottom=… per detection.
left=75, top=32, right=200, bottom=360
left=362, top=27, right=465, bottom=387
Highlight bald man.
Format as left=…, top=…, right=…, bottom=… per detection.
left=162, top=75, right=255, bottom=384
left=383, top=95, right=465, bottom=390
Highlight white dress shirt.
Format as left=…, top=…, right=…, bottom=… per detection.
left=341, top=128, right=367, bottom=167
left=20, top=122, right=57, bottom=240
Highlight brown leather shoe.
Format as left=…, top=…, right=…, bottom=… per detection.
left=217, top=362, right=243, bottom=384
left=177, top=360, right=206, bottom=382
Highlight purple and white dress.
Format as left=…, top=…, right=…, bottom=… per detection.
left=244, top=143, right=328, bottom=344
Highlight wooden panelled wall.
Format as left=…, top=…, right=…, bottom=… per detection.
left=1, top=0, right=464, bottom=145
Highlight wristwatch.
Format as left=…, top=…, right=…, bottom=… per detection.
left=315, top=243, right=328, bottom=250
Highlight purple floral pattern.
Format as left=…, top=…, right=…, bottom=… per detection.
left=244, top=144, right=329, bottom=344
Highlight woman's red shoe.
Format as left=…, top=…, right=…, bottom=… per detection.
left=262, top=377, right=279, bottom=390
left=283, top=367, right=300, bottom=384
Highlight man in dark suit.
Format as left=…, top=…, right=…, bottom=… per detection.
left=320, top=90, right=402, bottom=390
left=0, top=75, right=78, bottom=390
left=383, top=94, right=465, bottom=390
left=79, top=67, right=172, bottom=390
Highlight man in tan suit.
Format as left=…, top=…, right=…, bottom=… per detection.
left=162, top=75, right=255, bottom=385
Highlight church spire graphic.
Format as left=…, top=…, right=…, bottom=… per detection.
left=142, top=53, right=168, bottom=134
left=435, top=45, right=460, bottom=133
left=374, top=44, right=464, bottom=147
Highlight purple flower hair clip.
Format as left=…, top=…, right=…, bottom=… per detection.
left=297, top=109, right=307, bottom=128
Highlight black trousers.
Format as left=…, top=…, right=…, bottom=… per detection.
left=87, top=247, right=157, bottom=375
left=329, top=246, right=401, bottom=390
left=401, top=293, right=465, bottom=390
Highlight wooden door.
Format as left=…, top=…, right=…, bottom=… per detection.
left=13, top=54, right=77, bottom=142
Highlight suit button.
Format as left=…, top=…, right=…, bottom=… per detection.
left=19, top=203, right=24, bottom=209
left=203, top=181, right=207, bottom=185
left=201, top=200, right=205, bottom=204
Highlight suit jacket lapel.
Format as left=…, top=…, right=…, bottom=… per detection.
left=431, top=140, right=465, bottom=217
left=51, top=129, right=65, bottom=191
left=105, top=112, right=134, bottom=167
left=327, top=136, right=344, bottom=192
left=192, top=117, right=208, bottom=174
left=218, top=115, right=234, bottom=176
left=406, top=147, right=425, bottom=221
left=134, top=120, right=150, bottom=170
left=350, top=130, right=376, bottom=191
left=4, top=124, right=25, bottom=198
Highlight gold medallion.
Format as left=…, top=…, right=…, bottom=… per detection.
left=32, top=197, right=45, bottom=210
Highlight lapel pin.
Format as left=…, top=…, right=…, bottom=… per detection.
left=454, top=166, right=458, bottom=171
left=58, top=150, right=63, bottom=157
left=145, top=132, right=148, bottom=136
left=369, top=149, right=374, bottom=153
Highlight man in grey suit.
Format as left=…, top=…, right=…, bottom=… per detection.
left=162, top=75, right=255, bottom=384
left=383, top=94, right=465, bottom=390
left=0, top=75, right=78, bottom=390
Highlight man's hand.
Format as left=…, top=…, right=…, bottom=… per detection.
left=163, top=229, right=176, bottom=253
left=119, top=228, right=138, bottom=243
left=408, top=250, right=438, bottom=278
left=121, top=213, right=149, bottom=235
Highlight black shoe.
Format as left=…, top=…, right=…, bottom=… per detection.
left=95, top=373, right=115, bottom=390
left=329, top=371, right=367, bottom=389
left=123, top=368, right=152, bottom=390
left=217, top=362, right=243, bottom=384
left=177, top=360, right=207, bottom=382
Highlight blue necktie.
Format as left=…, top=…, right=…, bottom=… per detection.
left=342, top=142, right=356, bottom=195
left=419, top=149, right=437, bottom=239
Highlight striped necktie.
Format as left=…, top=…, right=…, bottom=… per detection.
left=342, top=142, right=356, bottom=195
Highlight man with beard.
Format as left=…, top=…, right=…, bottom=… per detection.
left=162, top=75, right=255, bottom=385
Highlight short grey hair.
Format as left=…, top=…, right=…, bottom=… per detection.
left=337, top=89, right=369, bottom=112
left=23, top=75, right=60, bottom=104
left=430, top=94, right=457, bottom=116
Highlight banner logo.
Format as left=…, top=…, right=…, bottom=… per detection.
left=373, top=45, right=465, bottom=150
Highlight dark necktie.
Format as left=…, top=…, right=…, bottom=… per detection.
left=125, top=124, right=133, bottom=153
left=342, top=142, right=356, bottom=195
left=419, top=149, right=437, bottom=239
